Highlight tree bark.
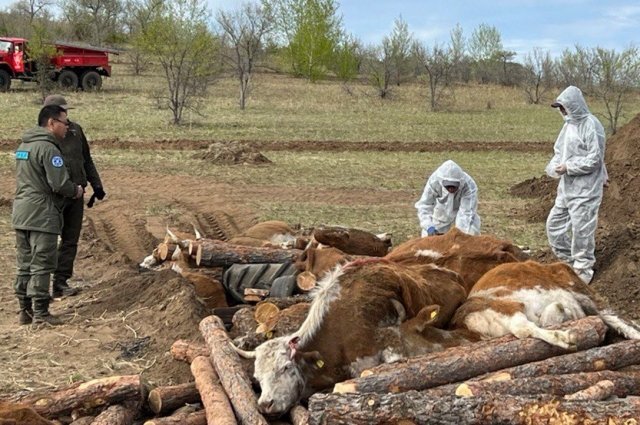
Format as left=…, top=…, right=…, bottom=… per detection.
left=451, top=370, right=640, bottom=398
left=148, top=382, right=201, bottom=415
left=289, top=405, right=310, bottom=425
left=13, top=375, right=145, bottom=419
left=69, top=417, right=94, bottom=425
left=333, top=316, right=607, bottom=394
left=91, top=404, right=136, bottom=425
left=427, top=338, right=640, bottom=396
left=309, top=392, right=640, bottom=424
left=158, top=242, right=177, bottom=261
left=565, top=379, right=616, bottom=401
left=190, top=356, right=237, bottom=425
left=170, top=340, right=208, bottom=364
left=196, top=240, right=301, bottom=267
left=213, top=305, right=252, bottom=327
left=199, top=315, right=268, bottom=425
left=143, top=410, right=206, bottom=425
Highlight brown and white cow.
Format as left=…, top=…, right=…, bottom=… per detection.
left=233, top=259, right=466, bottom=416
left=228, top=220, right=299, bottom=248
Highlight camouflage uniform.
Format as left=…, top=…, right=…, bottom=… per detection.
left=12, top=126, right=77, bottom=320
left=52, top=120, right=103, bottom=295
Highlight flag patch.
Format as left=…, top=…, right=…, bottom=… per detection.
left=15, top=151, right=29, bottom=160
left=51, top=155, right=64, bottom=167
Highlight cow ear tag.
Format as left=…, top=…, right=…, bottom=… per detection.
left=316, top=359, right=325, bottom=368
left=266, top=331, right=273, bottom=339
left=430, top=310, right=438, bottom=319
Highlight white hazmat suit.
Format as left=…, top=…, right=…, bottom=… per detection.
left=415, top=160, right=481, bottom=236
left=545, top=86, right=606, bottom=284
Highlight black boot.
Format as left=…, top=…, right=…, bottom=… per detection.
left=52, top=281, right=79, bottom=298
left=32, top=298, right=65, bottom=327
left=17, top=297, right=33, bottom=325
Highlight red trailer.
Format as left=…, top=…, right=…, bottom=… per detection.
left=0, top=37, right=119, bottom=92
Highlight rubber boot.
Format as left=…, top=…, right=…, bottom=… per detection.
left=17, top=297, right=33, bottom=325
left=32, top=298, right=65, bottom=327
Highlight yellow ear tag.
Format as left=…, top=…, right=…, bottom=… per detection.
left=266, top=331, right=273, bottom=339
left=430, top=310, right=438, bottom=319
left=316, top=359, right=325, bottom=368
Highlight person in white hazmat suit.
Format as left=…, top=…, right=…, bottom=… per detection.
left=415, top=160, right=481, bottom=237
left=545, top=86, right=607, bottom=284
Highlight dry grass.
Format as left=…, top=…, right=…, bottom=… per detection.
left=3, top=63, right=638, bottom=142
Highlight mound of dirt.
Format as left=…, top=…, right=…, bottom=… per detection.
left=194, top=142, right=272, bottom=165
left=512, top=113, right=640, bottom=319
left=509, top=175, right=557, bottom=222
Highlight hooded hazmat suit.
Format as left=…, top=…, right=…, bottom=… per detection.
left=545, top=86, right=606, bottom=284
left=415, top=160, right=481, bottom=236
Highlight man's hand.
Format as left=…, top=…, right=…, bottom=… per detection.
left=93, top=186, right=106, bottom=200
left=555, top=164, right=567, bottom=175
left=74, top=185, right=84, bottom=199
left=427, top=226, right=437, bottom=236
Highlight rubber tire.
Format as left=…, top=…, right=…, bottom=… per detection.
left=81, top=70, right=102, bottom=91
left=0, top=69, right=11, bottom=92
left=58, top=70, right=79, bottom=90
left=270, top=275, right=297, bottom=298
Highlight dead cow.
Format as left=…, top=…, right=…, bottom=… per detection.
left=449, top=260, right=640, bottom=348
left=233, top=259, right=466, bottom=416
left=312, top=225, right=392, bottom=256
left=228, top=220, right=298, bottom=248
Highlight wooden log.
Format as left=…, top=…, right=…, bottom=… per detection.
left=244, top=288, right=269, bottom=299
left=196, top=240, right=301, bottom=267
left=190, top=356, right=237, bottom=425
left=189, top=240, right=201, bottom=256
left=91, top=404, right=136, bottom=425
left=69, top=417, right=94, bottom=425
left=143, top=410, right=206, bottom=425
left=170, top=340, right=208, bottom=363
left=12, top=375, right=145, bottom=419
left=427, top=338, right=640, bottom=396
left=295, top=271, right=316, bottom=292
left=289, top=405, right=310, bottom=425
left=158, top=242, right=177, bottom=261
left=199, top=315, right=268, bottom=425
left=334, top=316, right=607, bottom=394
left=213, top=305, right=252, bottom=327
left=565, top=379, right=616, bottom=401
left=254, top=302, right=280, bottom=325
left=452, top=370, right=640, bottom=398
left=148, top=382, right=201, bottom=415
left=309, top=392, right=640, bottom=424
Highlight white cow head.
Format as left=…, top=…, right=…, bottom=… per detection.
left=235, top=335, right=323, bottom=416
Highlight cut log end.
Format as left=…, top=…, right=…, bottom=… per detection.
left=296, top=271, right=317, bottom=292
left=333, top=382, right=356, bottom=394
left=255, top=302, right=280, bottom=324
left=455, top=383, right=474, bottom=398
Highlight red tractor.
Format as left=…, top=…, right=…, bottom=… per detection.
left=0, top=37, right=119, bottom=92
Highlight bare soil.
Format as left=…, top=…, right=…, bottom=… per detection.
left=0, top=130, right=637, bottom=401
left=511, top=113, right=640, bottom=320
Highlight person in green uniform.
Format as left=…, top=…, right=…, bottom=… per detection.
left=43, top=95, right=105, bottom=298
left=12, top=105, right=83, bottom=326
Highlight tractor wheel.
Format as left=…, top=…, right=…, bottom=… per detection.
left=0, top=69, right=11, bottom=92
left=81, top=70, right=102, bottom=91
left=58, top=70, right=79, bottom=90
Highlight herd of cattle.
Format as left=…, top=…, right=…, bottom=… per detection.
left=149, top=221, right=640, bottom=417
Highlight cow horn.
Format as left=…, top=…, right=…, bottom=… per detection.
left=166, top=226, right=179, bottom=243
left=229, top=342, right=256, bottom=359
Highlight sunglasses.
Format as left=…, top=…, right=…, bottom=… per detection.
left=53, top=118, right=70, bottom=127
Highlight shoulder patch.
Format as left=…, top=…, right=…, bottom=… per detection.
left=51, top=155, right=64, bottom=168
left=15, top=151, right=29, bottom=160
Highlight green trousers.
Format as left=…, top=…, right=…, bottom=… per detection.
left=53, top=196, right=84, bottom=288
left=14, top=229, right=58, bottom=303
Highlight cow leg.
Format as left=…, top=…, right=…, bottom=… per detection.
left=507, top=312, right=577, bottom=349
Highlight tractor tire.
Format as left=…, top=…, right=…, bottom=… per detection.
left=0, top=69, right=11, bottom=92
left=58, top=70, right=79, bottom=90
left=81, top=70, right=102, bottom=91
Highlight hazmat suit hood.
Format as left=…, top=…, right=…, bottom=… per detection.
left=554, top=86, right=590, bottom=122
left=434, top=160, right=465, bottom=188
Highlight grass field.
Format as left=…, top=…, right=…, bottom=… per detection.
left=2, top=63, right=639, bottom=142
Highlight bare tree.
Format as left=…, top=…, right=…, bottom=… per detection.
left=137, top=0, right=220, bottom=124
left=556, top=45, right=596, bottom=92
left=217, top=2, right=272, bottom=110
left=521, top=48, right=555, bottom=104
left=591, top=46, right=640, bottom=134
left=12, top=0, right=54, bottom=24
left=414, top=41, right=454, bottom=111
left=61, top=0, right=123, bottom=45
left=362, top=41, right=393, bottom=98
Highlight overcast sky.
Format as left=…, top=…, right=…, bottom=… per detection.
left=2, top=0, right=638, bottom=60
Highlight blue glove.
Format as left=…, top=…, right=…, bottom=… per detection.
left=427, top=226, right=437, bottom=236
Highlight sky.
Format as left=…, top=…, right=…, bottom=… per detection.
left=1, top=0, right=639, bottom=61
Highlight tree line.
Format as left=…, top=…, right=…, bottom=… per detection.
left=2, top=0, right=639, bottom=132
